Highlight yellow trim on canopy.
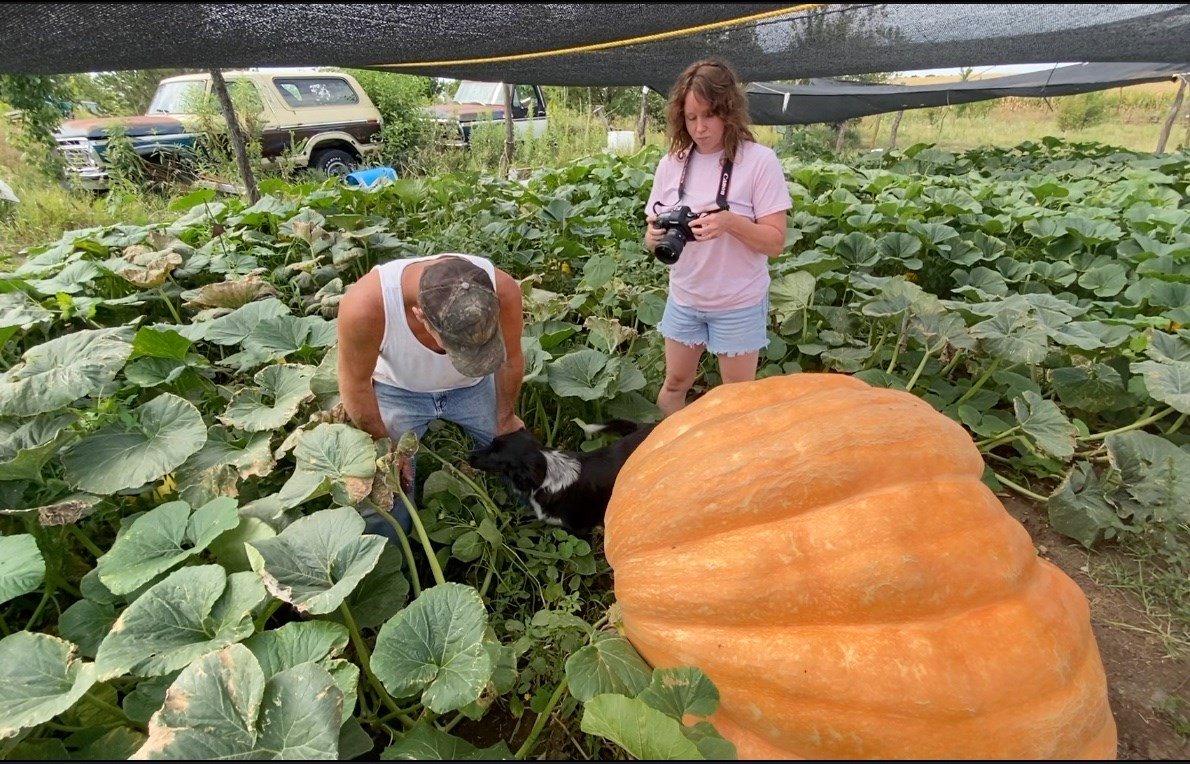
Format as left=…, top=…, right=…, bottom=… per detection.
left=374, top=4, right=826, bottom=69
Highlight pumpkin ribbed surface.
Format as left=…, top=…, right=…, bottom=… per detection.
left=604, top=373, right=1116, bottom=760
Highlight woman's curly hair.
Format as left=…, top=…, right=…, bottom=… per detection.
left=665, top=59, right=754, bottom=163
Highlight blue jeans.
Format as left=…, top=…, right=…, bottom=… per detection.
left=360, top=376, right=497, bottom=544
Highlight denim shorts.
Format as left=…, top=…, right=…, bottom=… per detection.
left=657, top=294, right=770, bottom=356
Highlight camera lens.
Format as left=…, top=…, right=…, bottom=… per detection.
left=655, top=230, right=684, bottom=265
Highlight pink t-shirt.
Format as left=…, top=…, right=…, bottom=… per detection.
left=645, top=140, right=792, bottom=311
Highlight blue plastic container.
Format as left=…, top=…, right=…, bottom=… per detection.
left=344, top=166, right=398, bottom=189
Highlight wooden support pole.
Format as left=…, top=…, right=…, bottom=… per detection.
left=501, top=83, right=515, bottom=179
left=833, top=120, right=848, bottom=154
left=888, top=110, right=905, bottom=149
left=1155, top=75, right=1187, bottom=153
left=636, top=85, right=649, bottom=148
left=209, top=69, right=259, bottom=204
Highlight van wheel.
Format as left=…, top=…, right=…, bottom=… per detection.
left=310, top=148, right=357, bottom=177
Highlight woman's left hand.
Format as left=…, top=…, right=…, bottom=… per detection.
left=689, top=210, right=735, bottom=241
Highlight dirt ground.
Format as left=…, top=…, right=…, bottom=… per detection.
left=1000, top=496, right=1189, bottom=760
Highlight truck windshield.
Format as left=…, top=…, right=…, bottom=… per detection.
left=452, top=81, right=502, bottom=105
left=147, top=81, right=206, bottom=115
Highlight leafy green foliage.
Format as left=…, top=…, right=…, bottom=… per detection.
left=340, top=68, right=437, bottom=168
left=0, top=137, right=1186, bottom=759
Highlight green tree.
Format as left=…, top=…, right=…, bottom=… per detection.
left=338, top=68, right=437, bottom=168
left=0, top=73, right=79, bottom=174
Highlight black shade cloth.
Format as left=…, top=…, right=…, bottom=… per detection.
left=740, top=62, right=1190, bottom=125
left=2, top=4, right=1189, bottom=88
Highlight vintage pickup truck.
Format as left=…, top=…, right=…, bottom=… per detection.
left=53, top=69, right=384, bottom=190
left=427, top=80, right=548, bottom=147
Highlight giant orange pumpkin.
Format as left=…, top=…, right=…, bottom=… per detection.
left=604, top=373, right=1116, bottom=760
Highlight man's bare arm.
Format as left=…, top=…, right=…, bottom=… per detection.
left=493, top=269, right=525, bottom=435
left=336, top=270, right=389, bottom=440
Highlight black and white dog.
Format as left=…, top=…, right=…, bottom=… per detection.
left=466, top=420, right=655, bottom=533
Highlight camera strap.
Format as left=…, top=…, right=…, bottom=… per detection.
left=677, top=147, right=733, bottom=211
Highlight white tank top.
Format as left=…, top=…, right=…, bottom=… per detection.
left=371, top=254, right=498, bottom=393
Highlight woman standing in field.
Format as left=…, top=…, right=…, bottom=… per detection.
left=643, top=59, right=792, bottom=415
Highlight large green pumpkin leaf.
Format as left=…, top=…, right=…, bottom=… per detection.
left=1047, top=320, right=1131, bottom=352
left=178, top=425, right=276, bottom=484
left=0, top=413, right=78, bottom=482
left=1050, top=364, right=1127, bottom=413
left=97, top=498, right=240, bottom=595
left=245, top=506, right=385, bottom=615
left=969, top=310, right=1049, bottom=365
left=1013, top=391, right=1077, bottom=459
left=1047, top=462, right=1125, bottom=547
left=244, top=621, right=349, bottom=679
left=243, top=314, right=337, bottom=356
left=565, top=632, right=653, bottom=702
left=0, top=534, right=44, bottom=605
left=1077, top=263, right=1129, bottom=297
left=1105, top=431, right=1190, bottom=526
left=185, top=297, right=290, bottom=346
left=27, top=260, right=102, bottom=295
left=548, top=349, right=615, bottom=401
left=121, top=674, right=176, bottom=726
left=328, top=543, right=409, bottom=629
left=380, top=720, right=513, bottom=760
left=61, top=393, right=206, bottom=494
left=0, top=327, right=132, bottom=416
left=1130, top=360, right=1190, bottom=414
left=218, top=363, right=315, bottom=432
left=77, top=726, right=146, bottom=760
left=636, top=666, right=720, bottom=721
left=94, top=566, right=265, bottom=681
left=1145, top=331, right=1190, bottom=364
left=132, top=644, right=342, bottom=760
left=683, top=720, right=738, bottom=760
left=245, top=620, right=356, bottom=724
left=0, top=290, right=52, bottom=332
left=209, top=516, right=278, bottom=573
left=58, top=599, right=117, bottom=659
left=581, top=694, right=704, bottom=761
left=276, top=423, right=375, bottom=509
left=372, top=583, right=492, bottom=713
left=0, top=632, right=97, bottom=739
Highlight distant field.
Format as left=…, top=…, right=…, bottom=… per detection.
left=854, top=74, right=1188, bottom=153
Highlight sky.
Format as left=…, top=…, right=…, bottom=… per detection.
left=899, top=63, right=1068, bottom=78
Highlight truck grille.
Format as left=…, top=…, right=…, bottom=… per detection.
left=55, top=137, right=100, bottom=170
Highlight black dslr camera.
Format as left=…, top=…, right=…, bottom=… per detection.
left=652, top=205, right=700, bottom=265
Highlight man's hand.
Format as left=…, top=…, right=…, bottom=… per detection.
left=497, top=413, right=526, bottom=436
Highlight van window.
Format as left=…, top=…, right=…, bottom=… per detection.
left=272, top=77, right=360, bottom=108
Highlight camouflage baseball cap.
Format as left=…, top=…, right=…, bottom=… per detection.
left=418, top=257, right=506, bottom=377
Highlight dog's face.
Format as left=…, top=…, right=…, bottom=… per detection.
left=467, top=429, right=547, bottom=493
